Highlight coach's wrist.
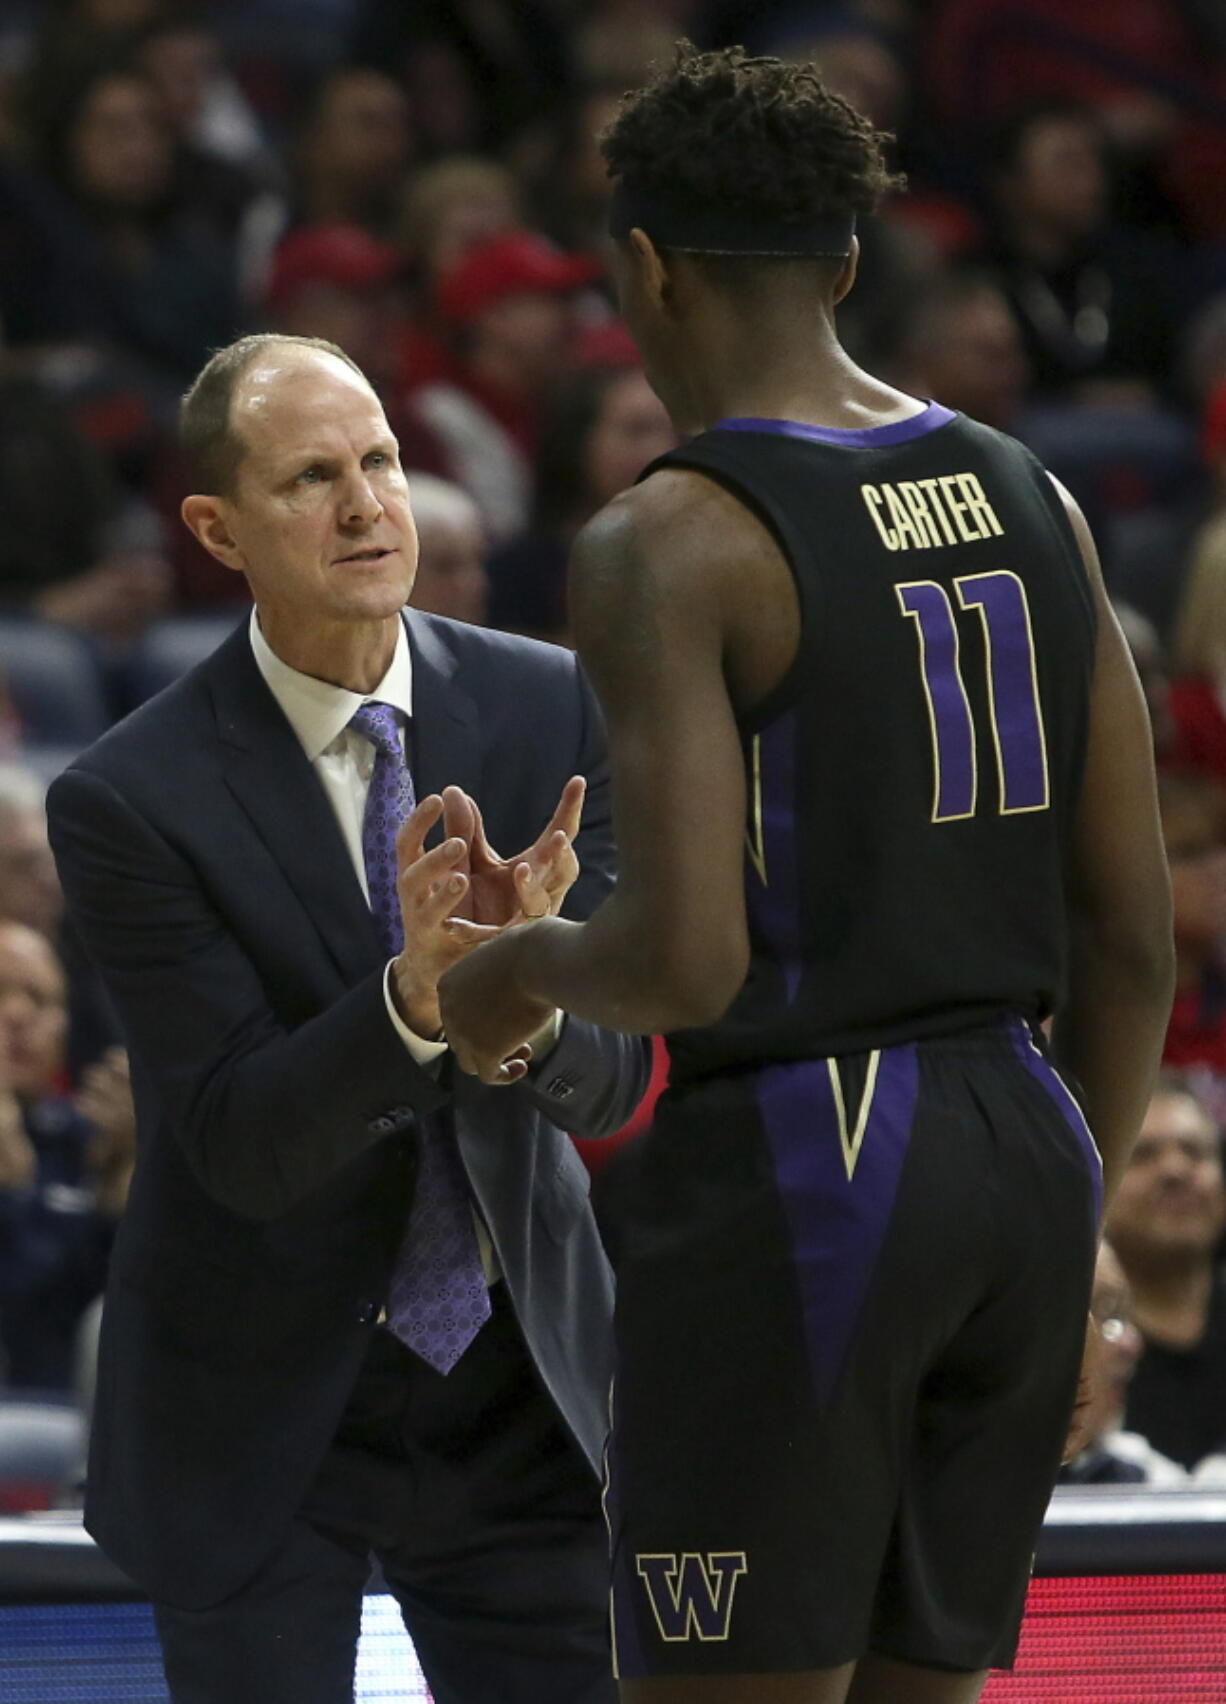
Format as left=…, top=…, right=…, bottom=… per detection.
left=390, top=957, right=443, bottom=1042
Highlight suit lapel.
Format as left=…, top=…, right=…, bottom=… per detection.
left=204, top=627, right=384, bottom=986
left=404, top=611, right=481, bottom=813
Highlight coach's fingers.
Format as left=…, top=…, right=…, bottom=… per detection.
left=396, top=795, right=445, bottom=869
left=442, top=918, right=505, bottom=948
left=398, top=836, right=467, bottom=905
left=441, top=785, right=475, bottom=851
left=490, top=1046, right=532, bottom=1085
left=543, top=775, right=585, bottom=846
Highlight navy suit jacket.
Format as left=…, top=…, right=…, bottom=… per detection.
left=47, top=610, right=648, bottom=1609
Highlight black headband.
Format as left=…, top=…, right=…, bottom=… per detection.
left=608, top=181, right=855, bottom=256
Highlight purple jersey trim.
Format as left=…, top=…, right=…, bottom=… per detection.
left=1006, top=1017, right=1104, bottom=1228
left=714, top=400, right=957, bottom=448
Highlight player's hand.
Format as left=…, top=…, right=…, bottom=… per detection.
left=440, top=777, right=584, bottom=928
left=1062, top=1312, right=1104, bottom=1464
left=391, top=794, right=505, bottom=1039
left=438, top=927, right=557, bottom=1086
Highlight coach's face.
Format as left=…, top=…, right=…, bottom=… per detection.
left=190, top=349, right=418, bottom=633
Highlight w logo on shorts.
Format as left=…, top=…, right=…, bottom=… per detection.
left=635, top=1552, right=748, bottom=1641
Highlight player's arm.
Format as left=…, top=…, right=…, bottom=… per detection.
left=1048, top=477, right=1175, bottom=1208
left=438, top=471, right=751, bottom=1067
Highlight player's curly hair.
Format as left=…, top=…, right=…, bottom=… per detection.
left=600, top=42, right=902, bottom=229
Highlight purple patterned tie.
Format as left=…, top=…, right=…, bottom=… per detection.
left=349, top=701, right=491, bottom=1375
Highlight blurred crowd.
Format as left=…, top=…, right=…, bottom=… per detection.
left=0, top=0, right=1225, bottom=1509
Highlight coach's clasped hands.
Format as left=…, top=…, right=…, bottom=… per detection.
left=391, top=777, right=584, bottom=1083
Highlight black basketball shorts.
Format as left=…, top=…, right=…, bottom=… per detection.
left=603, top=1017, right=1101, bottom=1680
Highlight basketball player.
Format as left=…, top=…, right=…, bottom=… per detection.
left=439, top=45, right=1174, bottom=1704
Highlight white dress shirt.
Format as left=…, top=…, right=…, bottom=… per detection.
left=249, top=609, right=446, bottom=1065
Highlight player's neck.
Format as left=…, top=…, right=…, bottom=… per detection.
left=684, top=326, right=917, bottom=437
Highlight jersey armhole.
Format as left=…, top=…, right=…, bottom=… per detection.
left=1017, top=448, right=1099, bottom=650
left=640, top=447, right=821, bottom=734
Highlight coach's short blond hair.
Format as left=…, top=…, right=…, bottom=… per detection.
left=179, top=334, right=367, bottom=496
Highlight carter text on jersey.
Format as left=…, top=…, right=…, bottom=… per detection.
left=860, top=474, right=1005, bottom=551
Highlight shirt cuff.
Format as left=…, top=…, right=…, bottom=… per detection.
left=383, top=961, right=448, bottom=1065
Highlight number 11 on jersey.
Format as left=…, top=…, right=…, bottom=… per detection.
left=896, top=570, right=1050, bottom=823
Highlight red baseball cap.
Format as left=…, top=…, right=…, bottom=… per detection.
left=436, top=230, right=603, bottom=324
left=264, top=223, right=403, bottom=309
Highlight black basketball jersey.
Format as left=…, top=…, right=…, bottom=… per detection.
left=646, top=403, right=1097, bottom=1084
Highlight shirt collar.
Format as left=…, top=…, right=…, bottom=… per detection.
left=249, top=608, right=414, bottom=762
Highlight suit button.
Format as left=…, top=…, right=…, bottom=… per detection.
left=356, top=1300, right=377, bottom=1324
left=368, top=1115, right=393, bottom=1136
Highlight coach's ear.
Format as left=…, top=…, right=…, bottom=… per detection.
left=832, top=236, right=860, bottom=306
left=181, top=494, right=247, bottom=576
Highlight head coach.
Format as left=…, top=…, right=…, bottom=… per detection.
left=46, top=332, right=649, bottom=1704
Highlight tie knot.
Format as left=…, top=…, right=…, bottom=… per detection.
left=350, top=701, right=403, bottom=759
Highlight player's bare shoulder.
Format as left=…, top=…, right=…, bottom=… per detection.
left=570, top=463, right=796, bottom=709
left=573, top=464, right=748, bottom=590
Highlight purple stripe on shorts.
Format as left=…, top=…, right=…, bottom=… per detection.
left=745, top=712, right=804, bottom=1002
left=757, top=1044, right=919, bottom=1405
left=1007, top=1018, right=1104, bottom=1228
left=715, top=401, right=956, bottom=449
